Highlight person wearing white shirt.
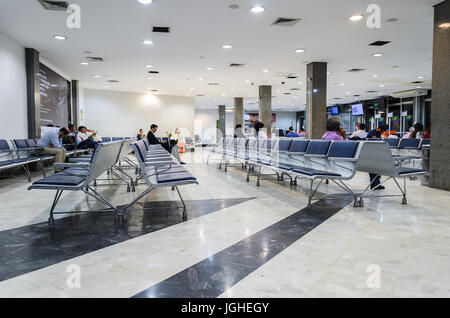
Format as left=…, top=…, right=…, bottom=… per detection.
left=350, top=123, right=368, bottom=140
left=171, top=128, right=187, bottom=164
left=255, top=121, right=268, bottom=139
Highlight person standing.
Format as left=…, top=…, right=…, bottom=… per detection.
left=37, top=127, right=69, bottom=172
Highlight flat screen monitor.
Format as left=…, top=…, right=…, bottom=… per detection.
left=351, top=103, right=364, bottom=115
left=330, top=106, right=339, bottom=115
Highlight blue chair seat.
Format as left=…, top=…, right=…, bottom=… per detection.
left=0, top=160, right=15, bottom=167
left=13, top=157, right=40, bottom=163
left=157, top=172, right=197, bottom=184
left=292, top=167, right=342, bottom=177
left=33, top=173, right=86, bottom=186
left=396, top=167, right=426, bottom=175
left=63, top=168, right=90, bottom=177
left=156, top=166, right=187, bottom=175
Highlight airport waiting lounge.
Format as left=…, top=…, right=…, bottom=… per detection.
left=0, top=0, right=449, bottom=303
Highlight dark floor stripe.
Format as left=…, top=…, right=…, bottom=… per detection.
left=0, top=198, right=253, bottom=282
left=133, top=195, right=353, bottom=298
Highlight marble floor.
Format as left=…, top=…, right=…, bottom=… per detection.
left=0, top=149, right=449, bottom=298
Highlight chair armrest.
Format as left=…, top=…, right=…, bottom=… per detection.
left=53, top=163, right=90, bottom=168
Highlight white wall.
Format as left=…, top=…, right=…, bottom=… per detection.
left=84, top=89, right=195, bottom=139
left=0, top=31, right=28, bottom=139
left=273, top=112, right=297, bottom=131
left=194, top=109, right=218, bottom=144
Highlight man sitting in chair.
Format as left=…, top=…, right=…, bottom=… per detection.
left=147, top=124, right=171, bottom=153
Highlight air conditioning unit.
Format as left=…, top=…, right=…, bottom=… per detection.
left=391, top=89, right=428, bottom=99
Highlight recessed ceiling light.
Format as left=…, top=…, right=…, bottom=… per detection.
left=142, top=40, right=154, bottom=45
left=263, top=69, right=269, bottom=73
left=372, top=53, right=383, bottom=57
left=245, top=80, right=250, bottom=83
left=417, top=76, right=425, bottom=79
left=379, top=84, right=385, bottom=87
left=372, top=74, right=380, bottom=77
left=339, top=83, right=345, bottom=86
left=147, top=77, right=153, bottom=80
left=145, top=64, right=153, bottom=68
left=416, top=86, right=422, bottom=89
left=92, top=75, right=101, bottom=78
left=138, top=0, right=153, bottom=4
left=222, top=44, right=233, bottom=49
left=326, top=72, right=332, bottom=75
left=250, top=6, right=265, bottom=13
left=198, top=78, right=204, bottom=81
left=298, top=82, right=303, bottom=85
left=206, top=67, right=214, bottom=71
left=346, top=92, right=351, bottom=95
left=295, top=49, right=305, bottom=53
left=439, top=23, right=450, bottom=29
left=80, top=62, right=89, bottom=66
left=53, top=35, right=67, bottom=40
left=350, top=15, right=364, bottom=22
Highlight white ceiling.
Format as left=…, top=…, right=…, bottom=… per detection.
left=0, top=0, right=441, bottom=111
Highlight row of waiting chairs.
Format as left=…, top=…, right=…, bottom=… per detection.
left=28, top=138, right=198, bottom=228
left=207, top=138, right=427, bottom=208
left=0, top=138, right=89, bottom=182
left=28, top=139, right=135, bottom=227
left=126, top=139, right=198, bottom=222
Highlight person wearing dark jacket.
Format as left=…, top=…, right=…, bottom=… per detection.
left=147, top=124, right=170, bottom=152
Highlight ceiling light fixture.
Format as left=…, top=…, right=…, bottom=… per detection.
left=295, top=49, right=305, bottom=53
left=142, top=40, right=154, bottom=45
left=350, top=15, right=364, bottom=22
left=372, top=53, right=383, bottom=57
left=439, top=22, right=450, bottom=28
left=80, top=62, right=89, bottom=66
left=417, top=76, right=425, bottom=79
left=138, top=0, right=153, bottom=4
left=250, top=6, right=265, bottom=13
left=372, top=74, right=379, bottom=77
left=147, top=77, right=153, bottom=80
left=145, top=64, right=153, bottom=68
left=53, top=35, right=67, bottom=40
left=206, top=67, right=214, bottom=71
left=92, top=75, right=101, bottom=78
left=379, top=84, right=385, bottom=87
left=263, top=69, right=269, bottom=73
left=222, top=44, right=233, bottom=49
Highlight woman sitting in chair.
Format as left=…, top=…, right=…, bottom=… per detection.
left=171, top=128, right=187, bottom=165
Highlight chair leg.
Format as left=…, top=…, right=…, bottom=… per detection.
left=48, top=190, right=63, bottom=228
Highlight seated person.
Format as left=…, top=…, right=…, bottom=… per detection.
left=62, top=124, right=77, bottom=150
left=137, top=129, right=146, bottom=141
left=37, top=127, right=69, bottom=172
left=350, top=123, right=368, bottom=140
left=322, top=116, right=346, bottom=140
left=77, top=126, right=99, bottom=150
left=286, top=127, right=300, bottom=138
left=147, top=124, right=171, bottom=152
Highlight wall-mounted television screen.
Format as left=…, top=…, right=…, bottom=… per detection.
left=38, top=63, right=70, bottom=130
left=351, top=103, right=364, bottom=115
left=330, top=106, right=339, bottom=115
